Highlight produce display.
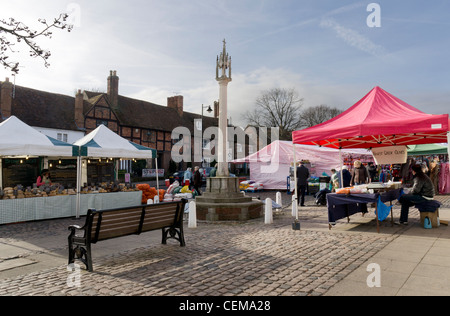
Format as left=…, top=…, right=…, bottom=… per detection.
left=0, top=182, right=139, bottom=200
left=136, top=183, right=165, bottom=204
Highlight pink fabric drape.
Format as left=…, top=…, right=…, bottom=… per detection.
left=439, top=162, right=450, bottom=194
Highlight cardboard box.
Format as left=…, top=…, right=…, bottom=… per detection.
left=420, top=209, right=440, bottom=228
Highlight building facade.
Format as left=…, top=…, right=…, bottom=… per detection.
left=0, top=71, right=220, bottom=173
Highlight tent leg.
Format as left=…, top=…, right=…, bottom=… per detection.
left=375, top=201, right=380, bottom=233
left=339, top=148, right=343, bottom=188
left=155, top=157, right=159, bottom=193
left=76, top=155, right=81, bottom=219
left=292, top=143, right=298, bottom=221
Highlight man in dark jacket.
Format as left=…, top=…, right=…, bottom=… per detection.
left=193, top=166, right=202, bottom=196
left=296, top=161, right=310, bottom=206
left=398, top=164, right=435, bottom=224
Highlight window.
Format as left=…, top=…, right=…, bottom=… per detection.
left=57, top=133, right=68, bottom=142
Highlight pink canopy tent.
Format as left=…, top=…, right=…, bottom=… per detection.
left=292, top=86, right=449, bottom=149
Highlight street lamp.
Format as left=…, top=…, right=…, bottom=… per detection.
left=201, top=104, right=213, bottom=167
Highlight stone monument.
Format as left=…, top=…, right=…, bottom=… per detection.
left=195, top=40, right=263, bottom=221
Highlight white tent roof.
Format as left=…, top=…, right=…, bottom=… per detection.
left=0, top=116, right=76, bottom=157
left=73, top=124, right=156, bottom=159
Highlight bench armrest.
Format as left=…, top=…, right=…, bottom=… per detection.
left=68, top=224, right=87, bottom=239
left=68, top=225, right=82, bottom=230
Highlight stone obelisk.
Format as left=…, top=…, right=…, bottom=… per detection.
left=194, top=40, right=263, bottom=221
left=216, top=39, right=232, bottom=177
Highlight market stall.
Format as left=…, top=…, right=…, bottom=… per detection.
left=231, top=140, right=373, bottom=190
left=0, top=117, right=152, bottom=224
left=292, top=86, right=450, bottom=231
left=73, top=124, right=157, bottom=217
left=407, top=143, right=449, bottom=194
left=0, top=116, right=78, bottom=186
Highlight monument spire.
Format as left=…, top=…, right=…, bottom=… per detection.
left=194, top=39, right=263, bottom=222
left=216, top=39, right=232, bottom=81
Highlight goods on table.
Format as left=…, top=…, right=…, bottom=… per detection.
left=335, top=181, right=402, bottom=194
left=162, top=180, right=195, bottom=201
left=0, top=182, right=140, bottom=200
left=136, top=183, right=165, bottom=204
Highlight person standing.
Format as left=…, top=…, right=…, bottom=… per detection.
left=429, top=158, right=440, bottom=194
left=296, top=161, right=310, bottom=206
left=350, top=160, right=370, bottom=186
left=330, top=169, right=338, bottom=192
left=367, top=162, right=377, bottom=182
left=337, top=166, right=351, bottom=188
left=350, top=160, right=369, bottom=214
left=183, top=167, right=192, bottom=188
left=193, top=166, right=202, bottom=196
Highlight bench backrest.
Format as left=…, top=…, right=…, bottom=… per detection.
left=87, top=199, right=186, bottom=243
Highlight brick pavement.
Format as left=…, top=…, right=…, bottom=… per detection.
left=0, top=192, right=448, bottom=296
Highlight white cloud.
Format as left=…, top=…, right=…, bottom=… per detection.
left=320, top=18, right=387, bottom=57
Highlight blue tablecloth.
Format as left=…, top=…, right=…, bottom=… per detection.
left=327, top=189, right=402, bottom=223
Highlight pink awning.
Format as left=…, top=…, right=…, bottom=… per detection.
left=292, top=87, right=449, bottom=149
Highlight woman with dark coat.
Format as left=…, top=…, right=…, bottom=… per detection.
left=350, top=160, right=369, bottom=186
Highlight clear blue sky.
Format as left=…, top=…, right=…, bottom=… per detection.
left=1, top=0, right=449, bottom=127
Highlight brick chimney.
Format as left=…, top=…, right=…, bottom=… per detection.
left=167, top=95, right=184, bottom=116
left=0, top=77, right=13, bottom=119
left=107, top=70, right=119, bottom=107
left=75, top=89, right=85, bottom=129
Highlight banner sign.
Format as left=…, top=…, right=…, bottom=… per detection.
left=142, top=169, right=165, bottom=178
left=371, top=145, right=407, bottom=165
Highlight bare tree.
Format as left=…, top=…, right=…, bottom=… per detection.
left=244, top=88, right=303, bottom=140
left=298, top=104, right=343, bottom=128
left=0, top=14, right=73, bottom=73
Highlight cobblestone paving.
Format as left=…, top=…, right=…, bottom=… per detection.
left=0, top=192, right=448, bottom=296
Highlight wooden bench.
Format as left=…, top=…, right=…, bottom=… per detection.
left=68, top=199, right=187, bottom=272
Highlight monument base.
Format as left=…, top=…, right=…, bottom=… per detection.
left=195, top=177, right=263, bottom=221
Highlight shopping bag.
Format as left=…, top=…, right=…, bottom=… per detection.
left=376, top=195, right=392, bottom=221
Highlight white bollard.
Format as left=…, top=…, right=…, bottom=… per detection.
left=265, top=198, right=273, bottom=224
left=188, top=200, right=197, bottom=228
left=147, top=198, right=153, bottom=204
left=276, top=191, right=282, bottom=207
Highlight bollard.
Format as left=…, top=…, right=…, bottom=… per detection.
left=265, top=198, right=273, bottom=224
left=188, top=200, right=197, bottom=228
left=276, top=191, right=282, bottom=207
left=291, top=195, right=297, bottom=217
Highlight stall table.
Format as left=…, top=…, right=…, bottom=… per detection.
left=327, top=188, right=402, bottom=233
left=0, top=191, right=142, bottom=225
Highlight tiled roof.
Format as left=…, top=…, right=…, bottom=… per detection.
left=0, top=83, right=84, bottom=131
left=0, top=81, right=219, bottom=133
left=86, top=92, right=219, bottom=133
